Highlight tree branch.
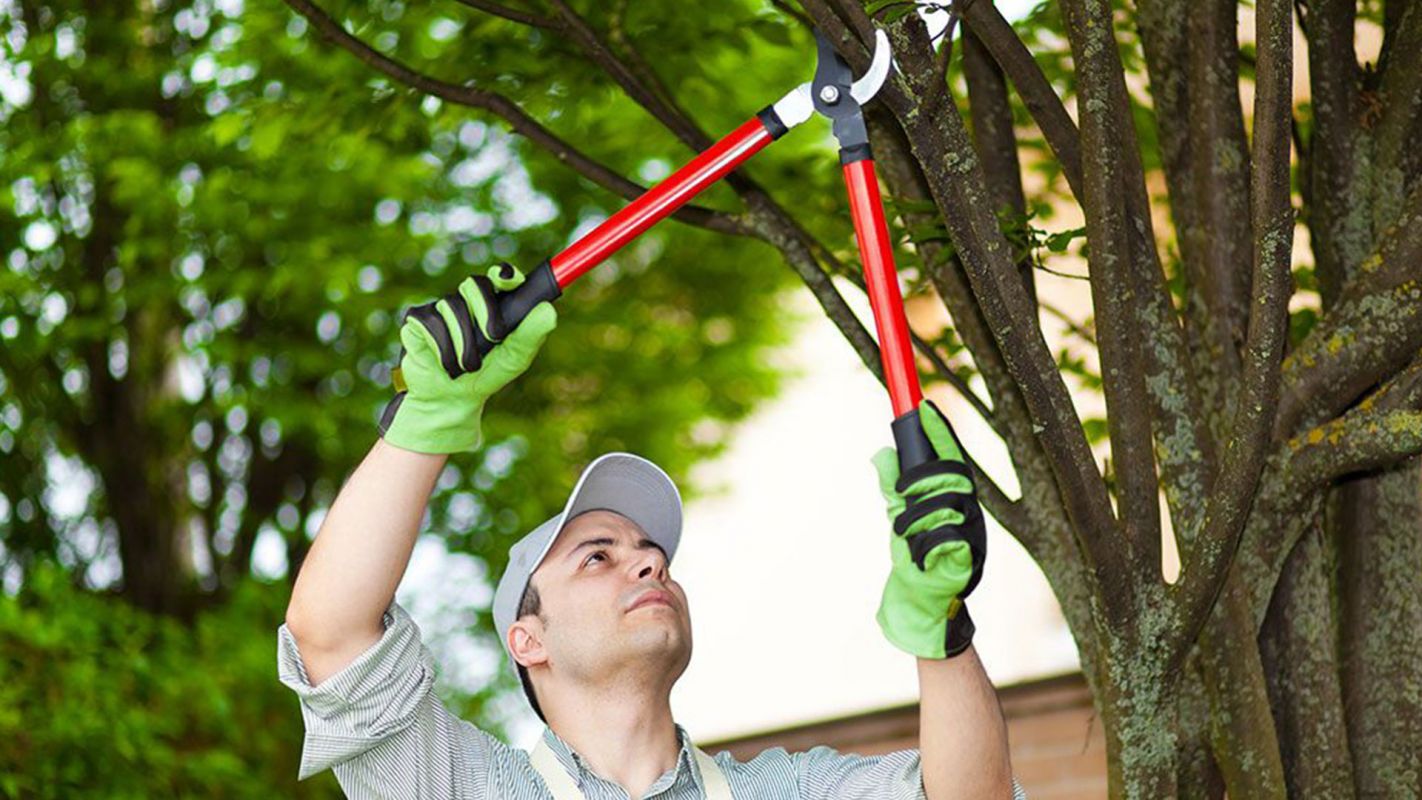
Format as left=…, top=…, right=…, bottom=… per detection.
left=1300, top=0, right=1364, bottom=303
left=1275, top=275, right=1422, bottom=442
left=771, top=0, right=817, bottom=31
left=1354, top=173, right=1422, bottom=297
left=1283, top=352, right=1422, bottom=492
left=738, top=207, right=886, bottom=379
left=1370, top=0, right=1422, bottom=232
left=1184, top=0, right=1253, bottom=384
left=962, top=27, right=1031, bottom=298
left=963, top=0, right=1216, bottom=569
left=544, top=0, right=709, bottom=153
left=1166, top=0, right=1294, bottom=670
left=282, top=0, right=746, bottom=236
left=1286, top=409, right=1422, bottom=492
left=1271, top=179, right=1422, bottom=438
left=1059, top=0, right=1163, bottom=588
left=800, top=2, right=1133, bottom=623
left=607, top=0, right=687, bottom=119
left=956, top=0, right=1084, bottom=201
left=449, top=0, right=557, bottom=29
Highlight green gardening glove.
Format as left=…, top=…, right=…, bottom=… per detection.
left=378, top=263, right=557, bottom=454
left=871, top=399, right=986, bottom=659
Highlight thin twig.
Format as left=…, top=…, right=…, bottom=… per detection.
left=1040, top=301, right=1097, bottom=346
left=282, top=0, right=745, bottom=236
left=770, top=0, right=816, bottom=31
left=909, top=329, right=998, bottom=428
left=449, top=0, right=558, bottom=30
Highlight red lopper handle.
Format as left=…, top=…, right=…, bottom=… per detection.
left=471, top=114, right=785, bottom=362
left=549, top=117, right=777, bottom=288
left=842, top=158, right=922, bottom=417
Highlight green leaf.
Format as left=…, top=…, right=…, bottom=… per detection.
left=865, top=0, right=916, bottom=14
left=1045, top=225, right=1087, bottom=253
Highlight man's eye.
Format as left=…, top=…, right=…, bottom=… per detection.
left=584, top=551, right=608, bottom=566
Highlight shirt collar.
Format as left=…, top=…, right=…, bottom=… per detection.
left=541, top=723, right=700, bottom=795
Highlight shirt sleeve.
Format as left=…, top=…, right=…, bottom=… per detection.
left=793, top=745, right=1029, bottom=800
left=276, top=602, right=509, bottom=798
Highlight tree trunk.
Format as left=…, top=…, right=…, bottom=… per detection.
left=1101, top=636, right=1180, bottom=799
left=1335, top=461, right=1422, bottom=799
left=1259, top=523, right=1357, bottom=799
left=1197, top=577, right=1286, bottom=798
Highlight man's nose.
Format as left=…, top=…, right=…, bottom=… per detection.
left=633, top=550, right=667, bottom=582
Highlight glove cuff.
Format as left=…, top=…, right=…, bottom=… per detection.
left=379, top=392, right=485, bottom=454
left=943, top=603, right=975, bottom=658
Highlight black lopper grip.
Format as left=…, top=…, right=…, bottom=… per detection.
left=891, top=407, right=937, bottom=473
left=475, top=260, right=563, bottom=358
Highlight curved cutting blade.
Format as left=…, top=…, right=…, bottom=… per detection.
left=849, top=29, right=894, bottom=105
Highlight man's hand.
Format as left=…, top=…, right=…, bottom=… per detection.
left=871, top=399, right=986, bottom=660
left=379, top=263, right=557, bottom=454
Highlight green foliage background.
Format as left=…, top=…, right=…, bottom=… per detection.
left=0, top=0, right=832, bottom=794
left=0, top=564, right=345, bottom=797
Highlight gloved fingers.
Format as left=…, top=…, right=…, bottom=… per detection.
left=487, top=261, right=525, bottom=292
left=904, top=514, right=987, bottom=597
left=437, top=289, right=487, bottom=374
left=901, top=506, right=965, bottom=540
left=919, top=399, right=966, bottom=462
left=456, top=273, right=506, bottom=342
left=487, top=301, right=558, bottom=372
left=403, top=302, right=462, bottom=379
left=920, top=538, right=974, bottom=580
left=905, top=529, right=982, bottom=598
left=895, top=458, right=974, bottom=496
left=871, top=446, right=903, bottom=509
left=894, top=487, right=977, bottom=536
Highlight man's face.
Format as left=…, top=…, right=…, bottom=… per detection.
left=511, top=510, right=693, bottom=690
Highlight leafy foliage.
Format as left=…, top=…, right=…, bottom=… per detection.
left=0, top=564, right=345, bottom=798
left=0, top=0, right=798, bottom=783
left=0, top=0, right=792, bottom=602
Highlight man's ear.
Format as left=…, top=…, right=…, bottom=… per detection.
left=509, top=618, right=549, bottom=669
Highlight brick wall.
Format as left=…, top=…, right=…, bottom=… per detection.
left=700, top=672, right=1108, bottom=799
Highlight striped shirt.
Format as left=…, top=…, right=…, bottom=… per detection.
left=277, top=603, right=1027, bottom=799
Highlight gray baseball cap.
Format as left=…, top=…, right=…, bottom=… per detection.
left=491, top=452, right=683, bottom=717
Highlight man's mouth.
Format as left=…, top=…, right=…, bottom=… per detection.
left=628, top=590, right=673, bottom=612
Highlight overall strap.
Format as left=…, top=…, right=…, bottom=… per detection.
left=528, top=737, right=734, bottom=800
left=529, top=737, right=585, bottom=799
left=693, top=748, right=734, bottom=800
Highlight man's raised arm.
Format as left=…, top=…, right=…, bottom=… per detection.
left=870, top=399, right=1017, bottom=798
left=918, top=650, right=1013, bottom=798
left=284, top=442, right=448, bottom=684
left=283, top=264, right=557, bottom=685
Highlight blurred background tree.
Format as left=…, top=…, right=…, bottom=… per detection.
left=0, top=0, right=803, bottom=795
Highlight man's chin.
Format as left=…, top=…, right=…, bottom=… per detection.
left=622, top=624, right=689, bottom=658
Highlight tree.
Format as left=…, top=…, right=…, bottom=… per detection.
left=277, top=0, right=1421, bottom=797
left=0, top=0, right=787, bottom=607
left=0, top=0, right=790, bottom=762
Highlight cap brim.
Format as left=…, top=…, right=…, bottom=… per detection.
left=530, top=452, right=683, bottom=573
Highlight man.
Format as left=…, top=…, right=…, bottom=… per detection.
left=279, top=265, right=1024, bottom=798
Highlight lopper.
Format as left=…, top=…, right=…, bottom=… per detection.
left=475, top=28, right=939, bottom=471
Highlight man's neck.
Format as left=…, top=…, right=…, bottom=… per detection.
left=543, top=684, right=681, bottom=800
